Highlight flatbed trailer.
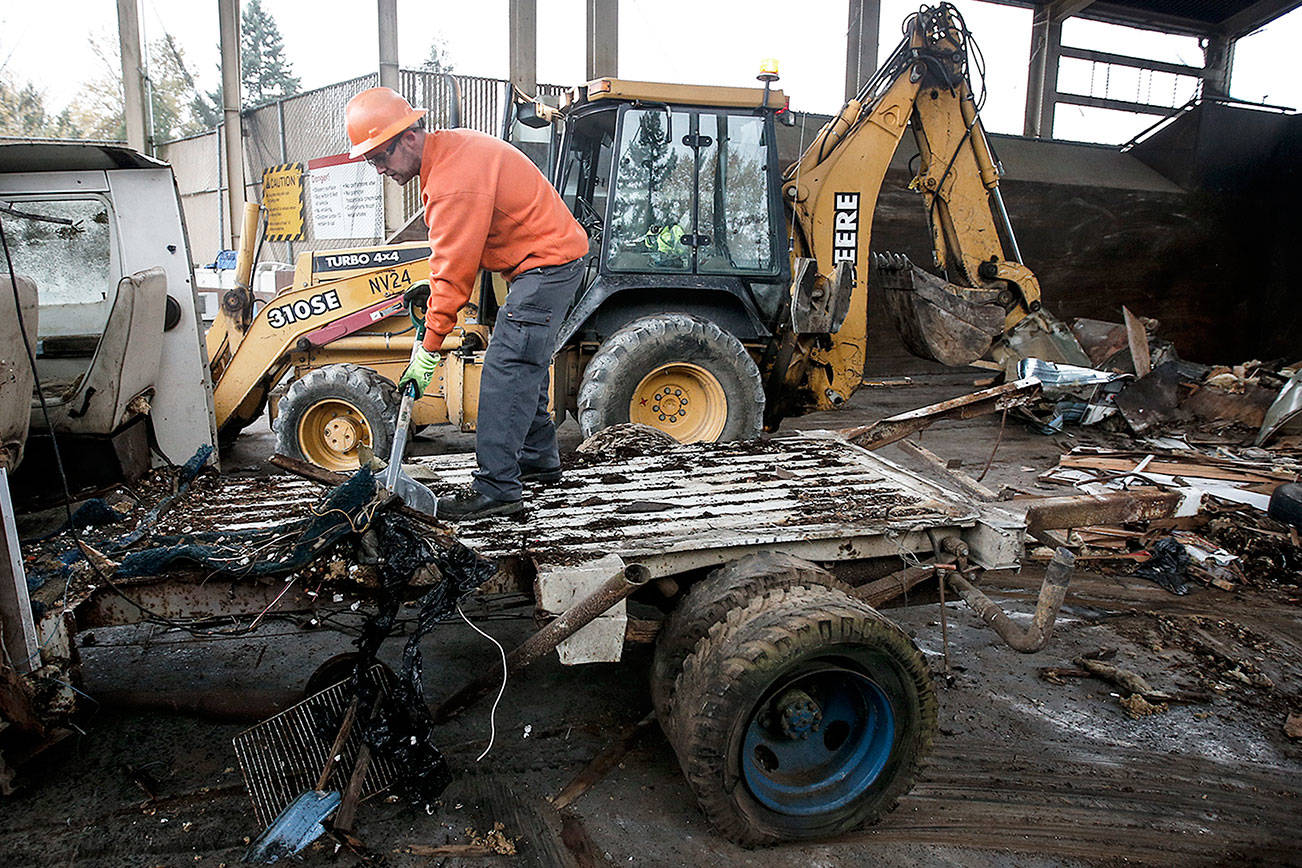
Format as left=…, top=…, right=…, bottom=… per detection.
left=13, top=432, right=1168, bottom=846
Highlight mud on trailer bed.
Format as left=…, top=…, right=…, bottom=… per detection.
left=17, top=431, right=1141, bottom=846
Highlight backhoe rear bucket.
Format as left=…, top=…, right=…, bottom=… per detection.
left=874, top=253, right=1006, bottom=367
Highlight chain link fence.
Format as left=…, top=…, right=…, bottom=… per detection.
left=156, top=72, right=567, bottom=272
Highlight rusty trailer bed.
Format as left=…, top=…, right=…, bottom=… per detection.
left=148, top=431, right=1023, bottom=579
left=414, top=431, right=1023, bottom=576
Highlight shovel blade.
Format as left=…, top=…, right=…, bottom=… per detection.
left=392, top=467, right=440, bottom=517
left=875, top=253, right=1007, bottom=367
left=244, top=789, right=341, bottom=863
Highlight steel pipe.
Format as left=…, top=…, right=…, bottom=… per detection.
left=945, top=548, right=1075, bottom=653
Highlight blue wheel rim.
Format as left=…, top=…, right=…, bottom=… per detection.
left=740, top=666, right=895, bottom=817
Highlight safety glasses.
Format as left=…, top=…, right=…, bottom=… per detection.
left=364, top=137, right=401, bottom=167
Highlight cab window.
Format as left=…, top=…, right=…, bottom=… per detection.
left=604, top=107, right=778, bottom=278
left=696, top=113, right=776, bottom=275
left=1, top=196, right=116, bottom=339
left=606, top=108, right=694, bottom=274
left=558, top=107, right=616, bottom=259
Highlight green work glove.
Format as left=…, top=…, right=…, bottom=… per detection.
left=398, top=346, right=441, bottom=399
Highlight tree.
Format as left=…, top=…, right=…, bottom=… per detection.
left=66, top=31, right=207, bottom=143
left=240, top=0, right=300, bottom=106
left=194, top=0, right=301, bottom=123
left=0, top=74, right=81, bottom=138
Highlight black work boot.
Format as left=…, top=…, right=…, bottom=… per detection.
left=438, top=486, right=523, bottom=520
left=518, top=460, right=563, bottom=484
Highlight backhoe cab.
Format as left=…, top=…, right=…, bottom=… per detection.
left=529, top=1, right=1084, bottom=433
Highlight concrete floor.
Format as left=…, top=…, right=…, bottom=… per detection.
left=4, top=370, right=1300, bottom=866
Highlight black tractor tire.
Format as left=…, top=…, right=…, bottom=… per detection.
left=274, top=364, right=399, bottom=472
left=670, top=584, right=936, bottom=847
left=577, top=313, right=764, bottom=444
left=651, top=552, right=847, bottom=739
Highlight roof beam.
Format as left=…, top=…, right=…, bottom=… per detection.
left=1221, top=0, right=1302, bottom=37
left=983, top=1, right=1294, bottom=38
left=1059, top=46, right=1202, bottom=78
left=1047, top=0, right=1096, bottom=22
left=1055, top=91, right=1177, bottom=116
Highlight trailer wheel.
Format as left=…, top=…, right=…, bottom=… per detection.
left=651, top=553, right=846, bottom=738
left=671, top=584, right=935, bottom=846
left=275, top=364, right=398, bottom=472
left=577, top=313, right=764, bottom=444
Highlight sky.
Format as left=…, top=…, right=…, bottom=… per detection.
left=2, top=0, right=1300, bottom=145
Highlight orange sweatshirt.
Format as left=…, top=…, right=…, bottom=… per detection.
left=419, top=129, right=588, bottom=352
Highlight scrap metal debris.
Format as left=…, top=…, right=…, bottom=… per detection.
left=1027, top=437, right=1302, bottom=596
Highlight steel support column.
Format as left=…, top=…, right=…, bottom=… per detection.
left=116, top=0, right=150, bottom=153
left=378, top=0, right=399, bottom=91
left=377, top=0, right=404, bottom=236
left=509, top=0, right=538, bottom=96
left=1201, top=34, right=1235, bottom=99
left=1024, top=6, right=1062, bottom=138
left=218, top=0, right=246, bottom=251
left=586, top=0, right=619, bottom=80
left=845, top=0, right=881, bottom=101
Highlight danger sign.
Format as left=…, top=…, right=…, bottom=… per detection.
left=307, top=152, right=383, bottom=241
left=261, top=163, right=305, bottom=241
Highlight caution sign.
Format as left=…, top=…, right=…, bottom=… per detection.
left=261, top=162, right=305, bottom=241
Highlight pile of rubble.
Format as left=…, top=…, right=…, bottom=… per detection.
left=1003, top=309, right=1302, bottom=597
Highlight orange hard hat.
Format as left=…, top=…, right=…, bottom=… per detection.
left=345, top=87, right=427, bottom=158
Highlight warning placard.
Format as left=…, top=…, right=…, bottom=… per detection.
left=261, top=162, right=305, bottom=241
left=307, top=153, right=383, bottom=240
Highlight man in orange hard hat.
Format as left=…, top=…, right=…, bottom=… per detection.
left=345, top=86, right=588, bottom=520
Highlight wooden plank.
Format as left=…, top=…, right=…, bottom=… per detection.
left=439, top=435, right=981, bottom=569
left=141, top=434, right=994, bottom=582
left=1059, top=454, right=1291, bottom=484
left=893, top=439, right=999, bottom=502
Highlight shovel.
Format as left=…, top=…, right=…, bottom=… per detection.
left=381, top=286, right=440, bottom=517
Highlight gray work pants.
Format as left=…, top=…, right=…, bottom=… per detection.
left=472, top=258, right=584, bottom=501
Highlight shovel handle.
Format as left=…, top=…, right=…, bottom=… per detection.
left=316, top=697, right=359, bottom=791
left=332, top=692, right=384, bottom=835
left=384, top=331, right=425, bottom=491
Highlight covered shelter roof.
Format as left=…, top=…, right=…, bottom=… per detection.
left=1000, top=1, right=1301, bottom=37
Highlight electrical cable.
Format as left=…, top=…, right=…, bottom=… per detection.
left=456, top=598, right=507, bottom=762
left=1, top=212, right=85, bottom=673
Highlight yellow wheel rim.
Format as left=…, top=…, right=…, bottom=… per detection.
left=297, top=399, right=373, bottom=471
left=629, top=362, right=728, bottom=443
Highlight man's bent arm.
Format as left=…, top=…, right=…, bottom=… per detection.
left=422, top=190, right=494, bottom=352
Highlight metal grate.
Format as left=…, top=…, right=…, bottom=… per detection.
left=232, top=664, right=401, bottom=828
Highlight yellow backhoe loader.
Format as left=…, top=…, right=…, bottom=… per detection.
left=205, top=3, right=1086, bottom=471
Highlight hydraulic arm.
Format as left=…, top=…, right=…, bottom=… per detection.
left=782, top=3, right=1080, bottom=389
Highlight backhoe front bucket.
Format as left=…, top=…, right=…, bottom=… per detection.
left=874, top=253, right=1007, bottom=367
